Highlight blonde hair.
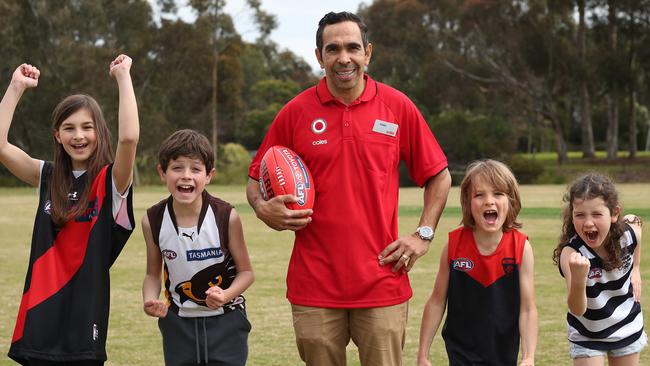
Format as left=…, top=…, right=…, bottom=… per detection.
left=459, top=159, right=522, bottom=230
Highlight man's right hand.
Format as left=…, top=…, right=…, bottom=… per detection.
left=253, top=194, right=313, bottom=231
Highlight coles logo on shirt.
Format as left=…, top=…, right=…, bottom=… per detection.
left=311, top=118, right=328, bottom=146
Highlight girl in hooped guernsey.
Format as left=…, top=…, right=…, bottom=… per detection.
left=553, top=173, right=646, bottom=366
left=0, top=55, right=139, bottom=365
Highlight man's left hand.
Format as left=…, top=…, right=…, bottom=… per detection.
left=378, top=234, right=430, bottom=272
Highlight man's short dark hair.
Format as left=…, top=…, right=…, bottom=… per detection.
left=158, top=129, right=214, bottom=173
left=316, top=11, right=369, bottom=53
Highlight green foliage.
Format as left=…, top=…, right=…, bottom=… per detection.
left=237, top=103, right=282, bottom=150
left=0, top=0, right=313, bottom=183
left=362, top=0, right=650, bottom=162
left=214, top=142, right=251, bottom=184
left=236, top=79, right=300, bottom=149
left=505, top=155, right=545, bottom=184
left=429, top=109, right=515, bottom=166
left=248, top=79, right=300, bottom=109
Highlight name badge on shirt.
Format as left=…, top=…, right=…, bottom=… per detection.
left=372, top=119, right=398, bottom=137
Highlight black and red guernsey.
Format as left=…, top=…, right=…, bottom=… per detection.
left=8, top=162, right=134, bottom=364
left=442, top=226, right=526, bottom=366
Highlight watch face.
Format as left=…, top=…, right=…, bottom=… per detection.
left=419, top=226, right=434, bottom=239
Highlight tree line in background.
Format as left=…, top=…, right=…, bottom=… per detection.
left=361, top=0, right=650, bottom=165
left=0, top=0, right=315, bottom=184
left=1, top=0, right=649, bottom=186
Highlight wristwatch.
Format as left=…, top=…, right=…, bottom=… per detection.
left=415, top=226, right=435, bottom=241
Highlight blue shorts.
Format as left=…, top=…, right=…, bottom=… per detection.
left=570, top=332, right=647, bottom=359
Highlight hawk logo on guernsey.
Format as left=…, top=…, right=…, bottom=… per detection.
left=452, top=258, right=474, bottom=272
left=44, top=200, right=52, bottom=215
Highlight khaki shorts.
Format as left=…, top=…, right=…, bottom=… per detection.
left=291, top=302, right=408, bottom=366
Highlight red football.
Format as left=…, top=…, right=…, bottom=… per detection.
left=258, top=145, right=315, bottom=210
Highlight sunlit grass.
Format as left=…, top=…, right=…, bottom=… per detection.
left=520, top=150, right=650, bottom=161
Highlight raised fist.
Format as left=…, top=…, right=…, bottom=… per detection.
left=568, top=252, right=591, bottom=280
left=109, top=54, right=132, bottom=78
left=11, top=64, right=40, bottom=90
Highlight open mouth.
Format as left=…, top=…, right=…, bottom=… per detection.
left=177, top=185, right=195, bottom=194
left=71, top=143, right=88, bottom=151
left=483, top=210, right=498, bottom=225
left=585, top=231, right=598, bottom=242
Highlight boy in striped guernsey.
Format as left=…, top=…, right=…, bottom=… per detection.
left=553, top=173, right=646, bottom=365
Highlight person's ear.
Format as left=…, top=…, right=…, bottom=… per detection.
left=364, top=43, right=373, bottom=66
left=156, top=164, right=165, bottom=182
left=54, top=130, right=61, bottom=144
left=611, top=205, right=621, bottom=223
left=315, top=48, right=324, bottom=69
left=206, top=168, right=216, bottom=184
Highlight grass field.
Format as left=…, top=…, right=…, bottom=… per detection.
left=0, top=184, right=648, bottom=365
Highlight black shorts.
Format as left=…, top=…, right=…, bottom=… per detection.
left=158, top=309, right=251, bottom=366
left=27, top=361, right=103, bottom=366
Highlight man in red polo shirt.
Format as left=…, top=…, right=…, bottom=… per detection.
left=246, top=11, right=451, bottom=366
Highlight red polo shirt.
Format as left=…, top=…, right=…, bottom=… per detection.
left=249, top=75, right=447, bottom=308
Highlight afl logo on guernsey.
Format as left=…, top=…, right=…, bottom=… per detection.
left=162, top=249, right=177, bottom=260
left=588, top=267, right=603, bottom=279
left=43, top=200, right=52, bottom=215
left=452, top=258, right=474, bottom=272
left=311, top=118, right=327, bottom=134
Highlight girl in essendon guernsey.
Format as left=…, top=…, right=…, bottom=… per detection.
left=0, top=55, right=139, bottom=365
left=553, top=173, right=645, bottom=366
left=417, top=159, right=537, bottom=366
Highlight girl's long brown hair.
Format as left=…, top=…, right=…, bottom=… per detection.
left=49, top=94, right=114, bottom=226
left=552, top=173, right=625, bottom=270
